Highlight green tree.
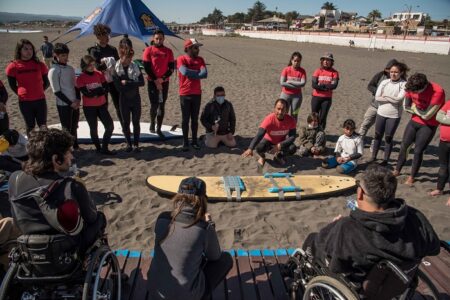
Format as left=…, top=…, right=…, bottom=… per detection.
left=227, top=12, right=246, bottom=24
left=367, top=9, right=382, bottom=23
left=247, top=1, right=267, bottom=22
left=285, top=11, right=300, bottom=27
left=199, top=8, right=225, bottom=25
left=321, top=2, right=337, bottom=10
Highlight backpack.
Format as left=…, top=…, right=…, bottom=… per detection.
left=10, top=172, right=84, bottom=236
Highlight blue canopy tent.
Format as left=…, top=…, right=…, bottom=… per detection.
left=63, top=0, right=179, bottom=42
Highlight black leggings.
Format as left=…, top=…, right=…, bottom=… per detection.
left=0, top=112, right=9, bottom=134
left=120, top=100, right=141, bottom=146
left=180, top=95, right=201, bottom=145
left=437, top=140, right=450, bottom=191
left=255, top=138, right=297, bottom=158
left=19, top=99, right=47, bottom=134
left=311, top=96, right=332, bottom=130
left=372, top=115, right=400, bottom=161
left=148, top=81, right=169, bottom=129
left=57, top=105, right=80, bottom=146
left=83, top=104, right=114, bottom=150
left=107, top=82, right=122, bottom=126
left=396, top=120, right=437, bottom=177
left=202, top=252, right=233, bottom=300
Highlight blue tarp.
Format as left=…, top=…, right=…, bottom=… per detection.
left=65, top=0, right=178, bottom=42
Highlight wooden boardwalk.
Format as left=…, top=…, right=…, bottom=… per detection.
left=117, top=244, right=450, bottom=300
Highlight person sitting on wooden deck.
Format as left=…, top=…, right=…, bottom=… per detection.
left=148, top=177, right=233, bottom=300
left=301, top=165, right=440, bottom=286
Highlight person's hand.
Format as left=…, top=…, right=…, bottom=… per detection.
left=204, top=213, right=212, bottom=222
left=121, top=80, right=127, bottom=86
left=242, top=149, right=253, bottom=158
left=70, top=101, right=80, bottom=110
left=212, top=123, right=219, bottom=133
left=155, top=78, right=164, bottom=90
left=336, top=157, right=344, bottom=164
left=0, top=102, right=6, bottom=112
left=332, top=214, right=343, bottom=222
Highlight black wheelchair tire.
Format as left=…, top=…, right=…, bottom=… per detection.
left=0, top=263, right=18, bottom=300
left=414, top=269, right=440, bottom=300
left=303, top=275, right=358, bottom=300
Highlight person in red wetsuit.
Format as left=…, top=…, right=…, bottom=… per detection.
left=242, top=99, right=297, bottom=169
left=177, top=38, right=208, bottom=151
left=142, top=29, right=174, bottom=139
left=5, top=39, right=49, bottom=134
left=279, top=51, right=307, bottom=122
left=76, top=55, right=115, bottom=155
left=393, top=73, right=445, bottom=185
left=429, top=99, right=450, bottom=205
left=310, top=52, right=339, bottom=130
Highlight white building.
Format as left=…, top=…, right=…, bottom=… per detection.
left=384, top=12, right=427, bottom=24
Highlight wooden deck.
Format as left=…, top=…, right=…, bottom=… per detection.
left=116, top=244, right=450, bottom=300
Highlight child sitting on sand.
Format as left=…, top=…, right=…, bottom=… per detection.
left=298, top=112, right=325, bottom=157
left=322, top=119, right=363, bottom=174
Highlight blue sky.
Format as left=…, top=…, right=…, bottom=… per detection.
left=1, top=0, right=449, bottom=23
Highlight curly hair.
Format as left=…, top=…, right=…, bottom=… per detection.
left=405, top=73, right=428, bottom=92
left=93, top=24, right=111, bottom=36
left=23, top=128, right=73, bottom=176
left=360, top=165, right=397, bottom=208
left=14, top=39, right=38, bottom=62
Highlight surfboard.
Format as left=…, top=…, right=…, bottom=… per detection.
left=146, top=173, right=356, bottom=202
left=49, top=121, right=182, bottom=144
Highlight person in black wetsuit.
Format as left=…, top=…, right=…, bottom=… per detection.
left=112, top=38, right=144, bottom=152
left=0, top=80, right=9, bottom=134
left=88, top=24, right=122, bottom=127
left=242, top=99, right=297, bottom=168
left=8, top=128, right=106, bottom=255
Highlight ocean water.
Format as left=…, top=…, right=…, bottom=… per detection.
left=0, top=29, right=43, bottom=33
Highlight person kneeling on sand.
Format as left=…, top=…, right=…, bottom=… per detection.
left=300, top=165, right=440, bottom=287
left=322, top=119, right=363, bottom=174
left=200, top=86, right=236, bottom=148
left=242, top=99, right=297, bottom=168
left=148, top=177, right=233, bottom=300
left=298, top=112, right=325, bottom=157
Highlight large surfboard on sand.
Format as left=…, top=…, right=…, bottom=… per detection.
left=49, top=121, right=182, bottom=144
left=146, top=174, right=356, bottom=202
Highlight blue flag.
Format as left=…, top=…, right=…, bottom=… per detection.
left=65, top=0, right=178, bottom=41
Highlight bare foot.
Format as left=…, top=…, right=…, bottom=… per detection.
left=392, top=170, right=400, bottom=177
left=405, top=176, right=414, bottom=186
left=429, top=189, right=443, bottom=196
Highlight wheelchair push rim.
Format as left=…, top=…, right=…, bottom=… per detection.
left=82, top=245, right=121, bottom=300
left=302, top=276, right=358, bottom=300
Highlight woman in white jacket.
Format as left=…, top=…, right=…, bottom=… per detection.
left=370, top=62, right=409, bottom=165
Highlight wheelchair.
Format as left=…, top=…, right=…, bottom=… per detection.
left=283, top=248, right=440, bottom=300
left=0, top=234, right=121, bottom=300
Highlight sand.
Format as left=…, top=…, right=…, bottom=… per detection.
left=0, top=29, right=449, bottom=251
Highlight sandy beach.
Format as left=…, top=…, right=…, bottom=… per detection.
left=0, top=29, right=449, bottom=251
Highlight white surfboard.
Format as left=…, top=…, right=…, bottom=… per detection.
left=49, top=121, right=182, bottom=144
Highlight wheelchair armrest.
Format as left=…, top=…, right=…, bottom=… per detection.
left=379, top=260, right=413, bottom=285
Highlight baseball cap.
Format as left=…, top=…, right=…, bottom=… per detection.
left=320, top=52, right=334, bottom=61
left=184, top=38, right=203, bottom=49
left=178, top=177, right=207, bottom=196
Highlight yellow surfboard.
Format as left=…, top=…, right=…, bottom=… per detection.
left=146, top=174, right=356, bottom=202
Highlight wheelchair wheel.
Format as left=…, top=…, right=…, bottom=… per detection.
left=82, top=245, right=121, bottom=300
left=302, top=276, right=358, bottom=300
left=0, top=263, right=18, bottom=300
left=412, top=269, right=440, bottom=300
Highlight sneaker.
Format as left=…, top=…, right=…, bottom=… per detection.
left=191, top=142, right=200, bottom=150
left=181, top=144, right=189, bottom=152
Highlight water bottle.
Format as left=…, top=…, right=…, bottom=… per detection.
left=346, top=197, right=357, bottom=211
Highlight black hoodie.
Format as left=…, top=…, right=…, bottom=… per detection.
left=303, top=199, right=440, bottom=283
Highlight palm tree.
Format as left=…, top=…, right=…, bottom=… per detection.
left=321, top=2, right=337, bottom=10
left=367, top=9, right=382, bottom=23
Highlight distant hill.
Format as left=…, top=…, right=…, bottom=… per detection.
left=0, top=12, right=81, bottom=23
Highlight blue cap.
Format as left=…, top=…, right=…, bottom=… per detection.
left=178, top=177, right=207, bottom=196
